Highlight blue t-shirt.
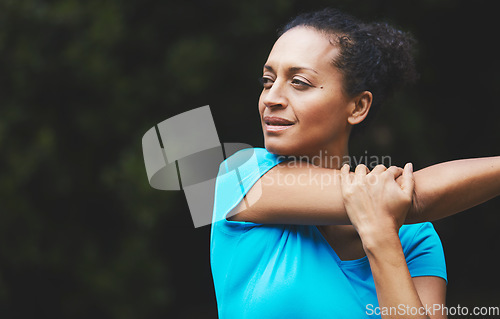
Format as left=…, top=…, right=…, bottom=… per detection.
left=210, top=148, right=447, bottom=319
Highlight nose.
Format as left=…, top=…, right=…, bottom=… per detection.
left=261, top=80, right=288, bottom=109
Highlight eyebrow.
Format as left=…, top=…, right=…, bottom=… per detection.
left=264, top=65, right=318, bottom=74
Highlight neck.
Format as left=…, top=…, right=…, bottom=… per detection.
left=307, top=143, right=349, bottom=169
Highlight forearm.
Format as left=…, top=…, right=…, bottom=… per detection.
left=340, top=164, right=444, bottom=318
left=362, top=231, right=429, bottom=319
left=407, top=156, right=500, bottom=222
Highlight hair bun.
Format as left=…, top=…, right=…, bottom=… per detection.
left=362, top=22, right=418, bottom=87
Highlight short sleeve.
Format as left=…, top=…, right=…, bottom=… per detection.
left=211, top=148, right=285, bottom=233
left=400, top=223, right=447, bottom=283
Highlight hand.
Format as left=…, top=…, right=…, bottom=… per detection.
left=339, top=163, right=415, bottom=238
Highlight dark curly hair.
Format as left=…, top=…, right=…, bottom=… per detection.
left=280, top=8, right=418, bottom=130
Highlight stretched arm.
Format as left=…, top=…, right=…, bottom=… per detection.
left=340, top=164, right=446, bottom=319
left=229, top=156, right=500, bottom=225
left=229, top=160, right=347, bottom=224
left=407, top=156, right=500, bottom=222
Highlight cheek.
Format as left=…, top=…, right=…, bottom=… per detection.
left=298, top=97, right=345, bottom=125
left=296, top=98, right=348, bottom=138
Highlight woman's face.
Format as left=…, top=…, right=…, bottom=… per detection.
left=259, top=27, right=355, bottom=159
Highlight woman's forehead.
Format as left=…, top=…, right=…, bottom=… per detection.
left=266, top=27, right=339, bottom=71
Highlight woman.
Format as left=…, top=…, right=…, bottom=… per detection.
left=210, top=8, right=500, bottom=318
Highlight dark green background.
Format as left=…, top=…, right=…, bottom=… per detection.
left=1, top=0, right=499, bottom=318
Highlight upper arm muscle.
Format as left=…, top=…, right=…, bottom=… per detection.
left=229, top=161, right=350, bottom=225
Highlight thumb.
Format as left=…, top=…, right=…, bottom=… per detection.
left=401, top=162, right=415, bottom=197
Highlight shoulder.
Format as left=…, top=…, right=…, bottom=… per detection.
left=218, top=147, right=285, bottom=176
left=399, top=222, right=447, bottom=282
left=399, top=222, right=440, bottom=248
left=211, top=147, right=286, bottom=226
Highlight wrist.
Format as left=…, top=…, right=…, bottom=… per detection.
left=358, top=225, right=401, bottom=256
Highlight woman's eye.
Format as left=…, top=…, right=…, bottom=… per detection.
left=259, top=77, right=274, bottom=89
left=291, top=78, right=312, bottom=89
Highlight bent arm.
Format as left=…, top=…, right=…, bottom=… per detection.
left=364, top=234, right=446, bottom=319
left=341, top=164, right=446, bottom=319
left=230, top=157, right=500, bottom=225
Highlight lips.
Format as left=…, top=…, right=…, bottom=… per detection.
left=263, top=116, right=295, bottom=133
left=263, top=116, right=295, bottom=126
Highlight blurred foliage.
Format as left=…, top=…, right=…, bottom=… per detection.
left=0, top=0, right=498, bottom=318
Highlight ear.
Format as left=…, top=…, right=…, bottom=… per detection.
left=347, top=91, right=372, bottom=125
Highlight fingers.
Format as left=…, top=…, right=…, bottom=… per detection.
left=355, top=164, right=369, bottom=177
left=400, top=162, right=415, bottom=197
left=340, top=163, right=351, bottom=184
left=386, top=165, right=404, bottom=179
left=341, top=163, right=350, bottom=175
left=370, top=164, right=387, bottom=174
left=344, top=164, right=410, bottom=191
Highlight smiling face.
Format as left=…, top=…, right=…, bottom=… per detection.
left=259, top=27, right=360, bottom=163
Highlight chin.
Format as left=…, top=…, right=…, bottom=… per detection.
left=264, top=143, right=285, bottom=156
left=264, top=139, right=286, bottom=156
left=264, top=139, right=304, bottom=157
